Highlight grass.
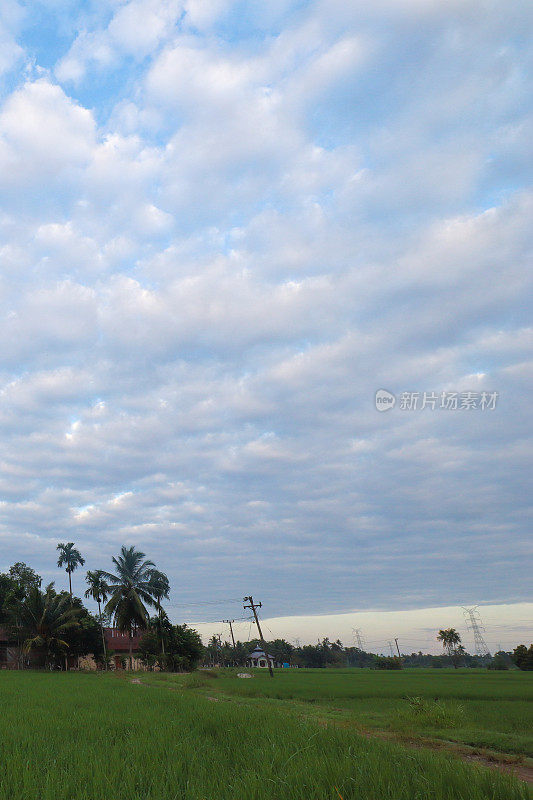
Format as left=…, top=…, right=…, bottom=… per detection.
left=146, top=667, right=533, bottom=757
left=0, top=670, right=530, bottom=800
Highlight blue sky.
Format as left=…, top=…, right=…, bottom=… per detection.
left=0, top=0, right=531, bottom=646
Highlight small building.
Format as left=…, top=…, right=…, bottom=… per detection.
left=246, top=645, right=278, bottom=669
left=0, top=626, right=147, bottom=671
left=104, top=627, right=145, bottom=670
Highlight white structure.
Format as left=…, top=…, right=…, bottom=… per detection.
left=247, top=646, right=277, bottom=669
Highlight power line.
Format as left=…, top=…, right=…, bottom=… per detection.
left=172, top=598, right=243, bottom=606
left=183, top=620, right=228, bottom=625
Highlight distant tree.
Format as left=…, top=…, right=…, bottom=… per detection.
left=345, top=646, right=376, bottom=668
left=488, top=651, right=510, bottom=670
left=0, top=572, right=17, bottom=624
left=56, top=543, right=85, bottom=597
left=206, top=634, right=221, bottom=666
left=300, top=644, right=327, bottom=668
left=512, top=644, right=533, bottom=671
left=171, top=624, right=203, bottom=671
left=265, top=639, right=294, bottom=665
left=8, top=562, right=41, bottom=593
left=60, top=597, right=105, bottom=666
left=85, top=570, right=110, bottom=668
left=101, top=546, right=155, bottom=669
left=437, top=628, right=463, bottom=669
left=138, top=629, right=160, bottom=670
left=147, top=570, right=170, bottom=654
left=140, top=622, right=203, bottom=671
left=453, top=644, right=467, bottom=668
left=221, top=639, right=249, bottom=667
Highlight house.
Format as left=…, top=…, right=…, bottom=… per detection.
left=0, top=626, right=147, bottom=670
left=104, top=627, right=145, bottom=670
left=246, top=645, right=279, bottom=669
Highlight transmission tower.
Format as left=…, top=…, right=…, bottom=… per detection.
left=462, top=606, right=491, bottom=657
left=352, top=628, right=365, bottom=650
left=387, top=641, right=395, bottom=657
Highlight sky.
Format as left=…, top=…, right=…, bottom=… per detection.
left=0, top=0, right=531, bottom=648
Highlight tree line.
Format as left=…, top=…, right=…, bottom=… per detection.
left=0, top=545, right=202, bottom=670
left=1, top=548, right=531, bottom=671
left=204, top=629, right=532, bottom=671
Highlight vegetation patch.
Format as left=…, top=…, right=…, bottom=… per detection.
left=396, top=695, right=466, bottom=728
left=0, top=671, right=530, bottom=800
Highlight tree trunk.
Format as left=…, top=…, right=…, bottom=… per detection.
left=68, top=570, right=72, bottom=597
left=159, top=604, right=165, bottom=654
left=129, top=632, right=134, bottom=671
left=98, top=600, right=108, bottom=669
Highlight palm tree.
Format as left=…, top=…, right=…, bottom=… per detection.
left=437, top=628, right=462, bottom=668
left=56, top=542, right=85, bottom=597
left=101, top=546, right=156, bottom=670
left=148, top=569, right=170, bottom=654
left=85, top=570, right=110, bottom=669
left=18, top=583, right=83, bottom=668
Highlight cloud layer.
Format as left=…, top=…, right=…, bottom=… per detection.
left=0, top=0, right=531, bottom=628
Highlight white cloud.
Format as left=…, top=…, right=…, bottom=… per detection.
left=56, top=0, right=185, bottom=83
left=0, top=0, right=530, bottom=631
left=0, top=80, right=96, bottom=197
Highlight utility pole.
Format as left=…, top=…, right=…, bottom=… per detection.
left=244, top=596, right=274, bottom=678
left=462, top=606, right=491, bottom=657
left=223, top=619, right=236, bottom=648
left=394, top=637, right=402, bottom=665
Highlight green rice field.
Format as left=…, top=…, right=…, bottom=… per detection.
left=0, top=669, right=531, bottom=800
left=159, top=667, right=532, bottom=757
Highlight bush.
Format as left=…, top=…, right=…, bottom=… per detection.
left=183, top=673, right=210, bottom=689
left=397, top=696, right=465, bottom=729
left=374, top=656, right=402, bottom=670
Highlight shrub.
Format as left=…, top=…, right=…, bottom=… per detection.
left=374, top=656, right=402, bottom=670
left=397, top=696, right=465, bottom=729
left=183, top=673, right=210, bottom=689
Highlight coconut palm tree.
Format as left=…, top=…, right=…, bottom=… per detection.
left=19, top=583, right=83, bottom=668
left=101, top=546, right=156, bottom=669
left=85, top=570, right=110, bottom=668
left=56, top=542, right=85, bottom=597
left=437, top=628, right=462, bottom=668
left=148, top=569, right=170, bottom=654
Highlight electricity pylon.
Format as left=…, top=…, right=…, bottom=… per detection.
left=352, top=628, right=365, bottom=650
left=462, top=606, right=491, bottom=657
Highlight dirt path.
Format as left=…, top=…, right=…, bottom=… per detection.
left=355, top=726, right=533, bottom=785
left=130, top=677, right=533, bottom=786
